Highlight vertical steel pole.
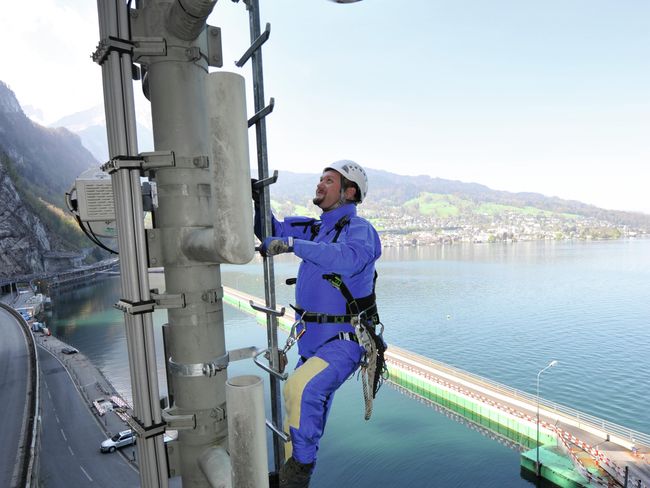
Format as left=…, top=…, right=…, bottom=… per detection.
left=244, top=0, right=284, bottom=472
left=95, top=1, right=168, bottom=487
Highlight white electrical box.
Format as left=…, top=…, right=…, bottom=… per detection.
left=76, top=171, right=115, bottom=221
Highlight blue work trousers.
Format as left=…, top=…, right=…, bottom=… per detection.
left=283, top=338, right=364, bottom=465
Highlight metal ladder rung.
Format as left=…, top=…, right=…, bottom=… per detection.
left=249, top=299, right=285, bottom=317
left=235, top=22, right=270, bottom=67
left=253, top=348, right=288, bottom=381
left=252, top=170, right=279, bottom=190
left=266, top=419, right=290, bottom=443
left=248, top=98, right=275, bottom=127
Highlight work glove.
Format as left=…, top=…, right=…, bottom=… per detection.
left=259, top=236, right=294, bottom=257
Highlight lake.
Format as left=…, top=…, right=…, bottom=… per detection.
left=48, top=238, right=650, bottom=487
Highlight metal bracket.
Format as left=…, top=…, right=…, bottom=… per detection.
left=228, top=346, right=260, bottom=362
left=92, top=35, right=134, bottom=65
left=132, top=37, right=167, bottom=59
left=185, top=46, right=202, bottom=62
left=168, top=346, right=260, bottom=378
left=210, top=405, right=226, bottom=423
left=101, top=151, right=176, bottom=175
left=201, top=288, right=222, bottom=304
left=249, top=300, right=285, bottom=317
left=141, top=151, right=176, bottom=170
left=168, top=353, right=229, bottom=378
left=248, top=98, right=275, bottom=128
left=165, top=437, right=181, bottom=479
left=206, top=25, right=223, bottom=67
left=115, top=298, right=156, bottom=315
left=187, top=155, right=210, bottom=169
left=101, top=156, right=144, bottom=174
left=146, top=229, right=162, bottom=267
left=151, top=292, right=186, bottom=310
left=126, top=416, right=166, bottom=440
left=235, top=22, right=270, bottom=67
left=162, top=407, right=196, bottom=430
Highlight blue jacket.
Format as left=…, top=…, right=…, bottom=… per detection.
left=271, top=204, right=381, bottom=357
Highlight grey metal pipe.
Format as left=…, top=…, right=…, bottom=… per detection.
left=226, top=376, right=269, bottom=488
left=167, top=0, right=218, bottom=41
left=198, top=447, right=232, bottom=488
left=181, top=71, right=254, bottom=265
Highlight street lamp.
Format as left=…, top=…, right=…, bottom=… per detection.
left=536, top=360, right=558, bottom=477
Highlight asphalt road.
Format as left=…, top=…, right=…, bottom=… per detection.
left=0, top=307, right=30, bottom=488
left=38, top=346, right=140, bottom=487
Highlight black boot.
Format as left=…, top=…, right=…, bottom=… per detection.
left=279, top=457, right=314, bottom=488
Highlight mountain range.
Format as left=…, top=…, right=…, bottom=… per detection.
left=50, top=105, right=154, bottom=164
left=269, top=169, right=650, bottom=230
left=0, top=81, right=96, bottom=277
left=1, top=79, right=648, bottom=276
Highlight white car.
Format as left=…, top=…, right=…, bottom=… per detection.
left=100, top=430, right=136, bottom=453
left=100, top=429, right=175, bottom=453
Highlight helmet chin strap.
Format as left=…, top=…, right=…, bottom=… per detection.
left=337, top=188, right=348, bottom=206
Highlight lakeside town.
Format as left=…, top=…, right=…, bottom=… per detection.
left=361, top=207, right=648, bottom=247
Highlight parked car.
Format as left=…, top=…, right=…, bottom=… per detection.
left=100, top=430, right=136, bottom=453
left=61, top=347, right=79, bottom=355
left=100, top=430, right=175, bottom=453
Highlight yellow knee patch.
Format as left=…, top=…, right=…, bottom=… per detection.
left=283, top=357, right=329, bottom=460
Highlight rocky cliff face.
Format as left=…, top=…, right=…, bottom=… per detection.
left=0, top=81, right=98, bottom=277
left=0, top=159, right=51, bottom=277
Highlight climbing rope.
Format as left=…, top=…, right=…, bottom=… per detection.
left=353, top=317, right=379, bottom=420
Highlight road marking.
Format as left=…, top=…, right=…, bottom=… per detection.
left=68, top=445, right=74, bottom=456
left=60, top=428, right=67, bottom=441
left=80, top=465, right=93, bottom=482
left=55, top=415, right=60, bottom=424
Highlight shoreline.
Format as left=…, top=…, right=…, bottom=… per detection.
left=33, top=329, right=138, bottom=466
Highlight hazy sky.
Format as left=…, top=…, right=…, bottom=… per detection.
left=1, top=0, right=648, bottom=213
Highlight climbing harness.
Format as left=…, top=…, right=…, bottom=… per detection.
left=323, top=273, right=387, bottom=420
left=290, top=214, right=350, bottom=244
left=290, top=219, right=321, bottom=241
left=289, top=269, right=387, bottom=421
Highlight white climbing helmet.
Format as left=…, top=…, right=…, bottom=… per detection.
left=325, top=159, right=368, bottom=203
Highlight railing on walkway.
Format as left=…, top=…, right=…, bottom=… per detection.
left=390, top=346, right=650, bottom=447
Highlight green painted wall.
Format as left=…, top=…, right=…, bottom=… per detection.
left=388, top=365, right=556, bottom=449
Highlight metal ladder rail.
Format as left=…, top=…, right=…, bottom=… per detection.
left=236, top=0, right=286, bottom=473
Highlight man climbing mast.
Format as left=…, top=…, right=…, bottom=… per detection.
left=255, top=160, right=383, bottom=487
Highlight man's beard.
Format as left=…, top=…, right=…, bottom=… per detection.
left=312, top=195, right=324, bottom=206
